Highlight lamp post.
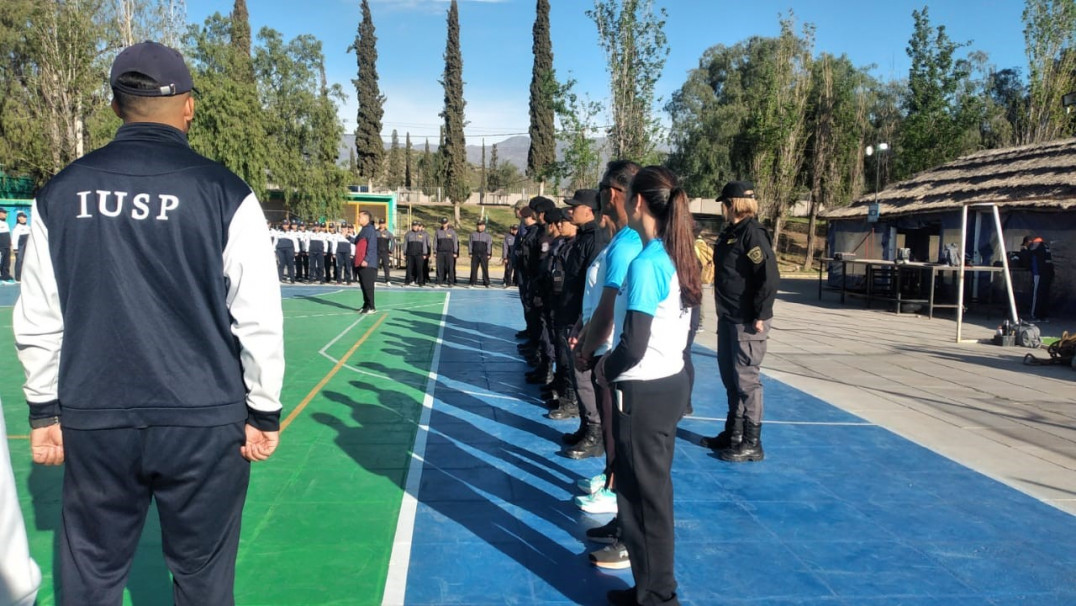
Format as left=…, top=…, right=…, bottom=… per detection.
left=864, top=143, right=888, bottom=257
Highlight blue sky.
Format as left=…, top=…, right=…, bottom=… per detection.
left=184, top=1, right=1027, bottom=144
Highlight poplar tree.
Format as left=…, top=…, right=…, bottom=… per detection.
left=527, top=0, right=556, bottom=184
left=440, top=0, right=468, bottom=224
left=348, top=0, right=385, bottom=184
left=488, top=144, right=500, bottom=191
left=588, top=0, right=669, bottom=162
left=386, top=129, right=403, bottom=188
left=231, top=0, right=254, bottom=83
left=405, top=131, right=413, bottom=188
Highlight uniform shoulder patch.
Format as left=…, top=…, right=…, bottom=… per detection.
left=747, top=245, right=764, bottom=264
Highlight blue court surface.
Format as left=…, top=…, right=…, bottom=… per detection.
left=389, top=287, right=1076, bottom=605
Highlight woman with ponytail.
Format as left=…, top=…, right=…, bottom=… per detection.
left=596, top=166, right=700, bottom=606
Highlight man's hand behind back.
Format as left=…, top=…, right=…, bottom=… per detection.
left=241, top=425, right=279, bottom=462
left=31, top=424, right=64, bottom=465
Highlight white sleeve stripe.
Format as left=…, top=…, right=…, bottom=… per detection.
left=13, top=200, right=64, bottom=405
left=223, top=193, right=285, bottom=415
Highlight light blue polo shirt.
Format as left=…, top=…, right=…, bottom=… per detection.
left=611, top=238, right=690, bottom=382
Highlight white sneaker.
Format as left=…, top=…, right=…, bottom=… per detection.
left=575, top=473, right=606, bottom=495
left=575, top=487, right=617, bottom=514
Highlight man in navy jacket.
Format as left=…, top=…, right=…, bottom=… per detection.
left=13, top=41, right=284, bottom=605
left=354, top=210, right=379, bottom=313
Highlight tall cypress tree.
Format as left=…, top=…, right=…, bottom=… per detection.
left=231, top=0, right=255, bottom=84
left=405, top=132, right=413, bottom=188
left=527, top=0, right=555, bottom=183
left=348, top=0, right=385, bottom=183
left=387, top=129, right=403, bottom=188
left=440, top=0, right=468, bottom=222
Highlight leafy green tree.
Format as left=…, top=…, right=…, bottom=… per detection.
left=552, top=77, right=603, bottom=193
left=186, top=11, right=270, bottom=199
left=898, top=7, right=977, bottom=177
left=527, top=0, right=556, bottom=185
left=440, top=0, right=469, bottom=223
left=253, top=28, right=347, bottom=219
left=588, top=0, right=669, bottom=162
left=348, top=0, right=385, bottom=183
left=1023, top=0, right=1076, bottom=143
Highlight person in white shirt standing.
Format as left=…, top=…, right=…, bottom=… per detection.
left=596, top=166, right=701, bottom=606
left=12, top=211, right=30, bottom=283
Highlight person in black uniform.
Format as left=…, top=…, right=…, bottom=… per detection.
left=354, top=211, right=378, bottom=312
left=520, top=198, right=557, bottom=382
left=558, top=190, right=607, bottom=458
left=435, top=217, right=459, bottom=287
left=376, top=219, right=393, bottom=284
left=468, top=220, right=493, bottom=287
left=13, top=41, right=283, bottom=605
left=502, top=224, right=518, bottom=287
left=404, top=221, right=429, bottom=286
left=544, top=208, right=576, bottom=415
left=0, top=208, right=15, bottom=283
left=701, top=181, right=779, bottom=463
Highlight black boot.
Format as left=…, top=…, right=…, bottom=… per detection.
left=526, top=361, right=552, bottom=384
left=719, top=420, right=764, bottom=462
left=701, top=414, right=742, bottom=450
left=562, top=420, right=586, bottom=445
left=565, top=424, right=604, bottom=459
left=547, top=389, right=579, bottom=420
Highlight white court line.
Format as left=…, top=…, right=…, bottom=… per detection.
left=686, top=417, right=874, bottom=426
left=382, top=292, right=451, bottom=606
left=318, top=316, right=366, bottom=357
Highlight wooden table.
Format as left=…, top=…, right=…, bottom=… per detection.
left=819, top=258, right=1011, bottom=319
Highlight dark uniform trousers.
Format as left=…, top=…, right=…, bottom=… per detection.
left=275, top=245, right=295, bottom=282
left=335, top=250, right=353, bottom=284
left=405, top=241, right=425, bottom=285
left=592, top=358, right=616, bottom=479
left=469, top=248, right=489, bottom=285
left=309, top=250, right=325, bottom=283
left=436, top=249, right=455, bottom=285
left=59, top=422, right=249, bottom=606
left=378, top=245, right=392, bottom=283
left=503, top=258, right=515, bottom=286
left=612, top=371, right=689, bottom=606
left=358, top=265, right=377, bottom=310
left=716, top=317, right=770, bottom=425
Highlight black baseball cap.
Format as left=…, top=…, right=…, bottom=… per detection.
left=718, top=181, right=756, bottom=202
left=544, top=207, right=566, bottom=224
left=528, top=196, right=556, bottom=213
left=110, top=41, right=194, bottom=97
left=440, top=217, right=449, bottom=224
left=565, top=189, right=600, bottom=211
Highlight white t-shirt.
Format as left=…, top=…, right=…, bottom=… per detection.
left=611, top=238, right=690, bottom=382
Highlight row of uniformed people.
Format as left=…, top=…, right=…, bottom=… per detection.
left=400, top=218, right=498, bottom=287
left=270, top=223, right=356, bottom=284
left=509, top=162, right=780, bottom=606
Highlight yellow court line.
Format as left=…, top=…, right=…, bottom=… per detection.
left=280, top=312, right=388, bottom=433
left=7, top=435, right=29, bottom=440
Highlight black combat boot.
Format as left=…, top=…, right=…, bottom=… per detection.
left=547, top=389, right=579, bottom=420
left=565, top=424, right=604, bottom=459
left=719, top=420, right=764, bottom=462
left=700, top=414, right=742, bottom=450
left=562, top=420, right=587, bottom=445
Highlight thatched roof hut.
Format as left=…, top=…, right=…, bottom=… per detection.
left=822, top=139, right=1076, bottom=318
left=824, top=138, right=1076, bottom=219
